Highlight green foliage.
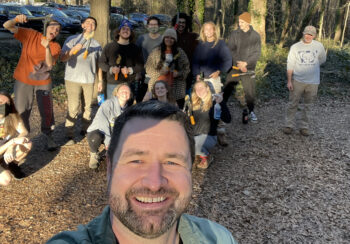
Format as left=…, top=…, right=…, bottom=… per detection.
left=255, top=44, right=289, bottom=101
left=0, top=44, right=21, bottom=93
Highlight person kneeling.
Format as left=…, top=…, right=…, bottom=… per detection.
left=86, top=83, right=132, bottom=169
left=190, top=81, right=231, bottom=169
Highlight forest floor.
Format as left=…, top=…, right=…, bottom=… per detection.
left=1, top=91, right=350, bottom=243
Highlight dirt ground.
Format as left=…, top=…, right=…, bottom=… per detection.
left=0, top=95, right=350, bottom=243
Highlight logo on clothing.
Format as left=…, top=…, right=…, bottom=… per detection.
left=298, top=50, right=318, bottom=65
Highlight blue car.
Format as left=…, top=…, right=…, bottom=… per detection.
left=128, top=13, right=148, bottom=26
left=24, top=6, right=81, bottom=34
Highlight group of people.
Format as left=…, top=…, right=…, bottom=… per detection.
left=1, top=10, right=326, bottom=243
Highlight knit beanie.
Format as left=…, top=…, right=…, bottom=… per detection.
left=163, top=28, right=177, bottom=41
left=239, top=12, right=251, bottom=24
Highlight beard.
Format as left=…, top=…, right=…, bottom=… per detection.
left=108, top=187, right=191, bottom=239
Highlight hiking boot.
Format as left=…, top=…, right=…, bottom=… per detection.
left=249, top=111, right=258, bottom=122
left=217, top=132, right=229, bottom=147
left=89, top=152, right=99, bottom=169
left=300, top=128, right=310, bottom=136
left=197, top=155, right=213, bottom=169
left=46, top=135, right=58, bottom=151
left=282, top=127, right=293, bottom=135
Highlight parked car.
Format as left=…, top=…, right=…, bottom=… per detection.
left=24, top=6, right=81, bottom=34
left=0, top=4, right=44, bottom=31
left=110, top=6, right=123, bottom=15
left=0, top=5, right=8, bottom=29
left=42, top=2, right=67, bottom=10
left=150, top=14, right=172, bottom=26
left=110, top=13, right=139, bottom=28
left=128, top=13, right=148, bottom=25
left=67, top=5, right=90, bottom=13
left=62, top=9, right=88, bottom=21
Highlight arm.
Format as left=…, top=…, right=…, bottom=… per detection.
left=227, top=32, right=238, bottom=66
left=42, top=39, right=55, bottom=68
left=97, top=68, right=104, bottom=92
left=287, top=69, right=293, bottom=91
left=175, top=49, right=190, bottom=80
left=192, top=45, right=201, bottom=78
left=219, top=42, right=233, bottom=73
left=98, top=44, right=111, bottom=72
left=245, top=33, right=261, bottom=70
left=318, top=44, right=327, bottom=65
left=3, top=14, right=27, bottom=34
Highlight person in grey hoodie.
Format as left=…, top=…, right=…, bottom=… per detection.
left=86, top=83, right=132, bottom=169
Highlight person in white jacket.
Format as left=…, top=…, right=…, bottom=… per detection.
left=283, top=25, right=326, bottom=136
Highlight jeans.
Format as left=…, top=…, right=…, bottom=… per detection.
left=194, top=134, right=217, bottom=156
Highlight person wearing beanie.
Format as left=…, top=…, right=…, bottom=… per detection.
left=282, top=25, right=326, bottom=136
left=145, top=28, right=190, bottom=108
left=99, top=19, right=144, bottom=100
left=171, top=12, right=199, bottom=92
left=136, top=16, right=163, bottom=102
left=226, top=12, right=261, bottom=124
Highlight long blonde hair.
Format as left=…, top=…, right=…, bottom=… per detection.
left=191, top=80, right=212, bottom=112
left=0, top=91, right=22, bottom=138
left=199, top=21, right=221, bottom=47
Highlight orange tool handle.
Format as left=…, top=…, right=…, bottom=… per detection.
left=73, top=49, right=79, bottom=55
left=83, top=50, right=88, bottom=59
left=124, top=74, right=128, bottom=78
left=190, top=115, right=195, bottom=125
left=232, top=74, right=240, bottom=77
left=115, top=73, right=119, bottom=80
left=232, top=66, right=240, bottom=70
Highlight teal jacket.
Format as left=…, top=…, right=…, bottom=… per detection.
left=47, top=206, right=238, bottom=244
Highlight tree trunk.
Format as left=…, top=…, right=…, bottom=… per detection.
left=248, top=0, right=267, bottom=45
left=278, top=0, right=292, bottom=47
left=294, top=0, right=321, bottom=43
left=334, top=0, right=347, bottom=42
left=341, top=1, right=350, bottom=47
left=90, top=0, right=110, bottom=48
left=318, top=0, right=327, bottom=40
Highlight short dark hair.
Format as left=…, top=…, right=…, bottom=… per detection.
left=107, top=100, right=195, bottom=166
left=83, top=16, right=97, bottom=29
left=147, top=16, right=160, bottom=25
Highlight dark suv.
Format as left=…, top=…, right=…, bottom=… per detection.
left=24, top=6, right=81, bottom=34
left=0, top=4, right=44, bottom=31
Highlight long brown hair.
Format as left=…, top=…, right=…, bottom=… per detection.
left=0, top=91, right=22, bottom=138
left=191, top=80, right=212, bottom=112
left=152, top=80, right=176, bottom=104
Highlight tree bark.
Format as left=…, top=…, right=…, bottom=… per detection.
left=334, top=0, right=347, bottom=41
left=341, top=1, right=350, bottom=47
left=90, top=0, right=110, bottom=48
left=195, top=0, right=205, bottom=24
left=294, top=0, right=321, bottom=43
left=248, top=0, right=267, bottom=45
left=318, top=0, right=328, bottom=40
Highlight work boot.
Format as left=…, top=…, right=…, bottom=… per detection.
left=65, top=126, right=75, bottom=146
left=89, top=152, right=99, bottom=169
left=217, top=131, right=228, bottom=147
left=46, top=135, right=58, bottom=151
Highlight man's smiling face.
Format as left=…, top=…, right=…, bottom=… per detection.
left=108, top=118, right=192, bottom=239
